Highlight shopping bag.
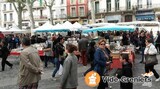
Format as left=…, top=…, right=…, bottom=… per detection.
left=58, top=64, right=63, bottom=75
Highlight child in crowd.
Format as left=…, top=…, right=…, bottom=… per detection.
left=117, top=54, right=133, bottom=89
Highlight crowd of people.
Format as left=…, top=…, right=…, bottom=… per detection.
left=0, top=28, right=160, bottom=89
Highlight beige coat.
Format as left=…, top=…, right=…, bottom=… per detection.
left=18, top=46, right=43, bottom=86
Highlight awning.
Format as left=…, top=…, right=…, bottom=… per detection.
left=83, top=25, right=135, bottom=33
left=136, top=15, right=155, bottom=21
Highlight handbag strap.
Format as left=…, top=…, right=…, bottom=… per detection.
left=146, top=45, right=151, bottom=54
left=102, top=49, right=109, bottom=60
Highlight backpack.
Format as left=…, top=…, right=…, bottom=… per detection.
left=45, top=41, right=51, bottom=48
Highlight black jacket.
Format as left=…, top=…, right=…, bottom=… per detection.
left=139, top=36, right=146, bottom=47
left=0, top=45, right=10, bottom=58
left=54, top=43, right=65, bottom=58
left=117, top=62, right=133, bottom=89
left=156, top=34, right=160, bottom=44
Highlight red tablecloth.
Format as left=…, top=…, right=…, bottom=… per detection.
left=110, top=52, right=135, bottom=69
left=10, top=50, right=44, bottom=56
left=110, top=58, right=122, bottom=69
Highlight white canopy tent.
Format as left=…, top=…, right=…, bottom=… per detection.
left=5, top=26, right=27, bottom=33
left=72, top=22, right=88, bottom=31
left=0, top=27, right=6, bottom=32
left=33, top=22, right=55, bottom=32
left=61, top=21, right=74, bottom=30
left=73, top=22, right=82, bottom=28
left=34, top=22, right=70, bottom=32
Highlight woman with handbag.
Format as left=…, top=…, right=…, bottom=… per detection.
left=144, top=38, right=160, bottom=81
left=94, top=39, right=111, bottom=89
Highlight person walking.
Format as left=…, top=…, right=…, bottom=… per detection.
left=43, top=36, right=54, bottom=68
left=84, top=40, right=96, bottom=76
left=139, top=32, right=146, bottom=63
left=18, top=37, right=43, bottom=89
left=143, top=38, right=160, bottom=81
left=60, top=43, right=78, bottom=89
left=52, top=36, right=65, bottom=80
left=78, top=36, right=88, bottom=66
left=155, top=31, right=160, bottom=53
left=0, top=39, right=12, bottom=71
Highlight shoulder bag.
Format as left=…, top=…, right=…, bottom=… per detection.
left=145, top=46, right=158, bottom=67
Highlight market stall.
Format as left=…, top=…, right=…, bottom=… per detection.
left=110, top=44, right=135, bottom=69
left=83, top=25, right=135, bottom=33
left=34, top=22, right=70, bottom=33
left=10, top=43, right=45, bottom=56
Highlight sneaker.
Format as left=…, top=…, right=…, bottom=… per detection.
left=52, top=78, right=57, bottom=81
left=51, top=77, right=57, bottom=81
left=148, top=72, right=153, bottom=77
left=141, top=73, right=148, bottom=77
left=141, top=72, right=153, bottom=77
left=155, top=78, right=160, bottom=82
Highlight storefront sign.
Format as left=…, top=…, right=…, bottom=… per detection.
left=135, top=10, right=155, bottom=21
left=136, top=15, right=155, bottom=21
left=105, top=15, right=121, bottom=23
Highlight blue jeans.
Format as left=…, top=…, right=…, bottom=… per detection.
left=44, top=56, right=54, bottom=67
left=52, top=58, right=60, bottom=77
left=141, top=47, right=145, bottom=62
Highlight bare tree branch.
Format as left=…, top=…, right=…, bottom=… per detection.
left=13, top=2, right=18, bottom=13
left=31, top=0, right=36, bottom=6
left=44, top=0, right=49, bottom=6
left=51, top=0, right=54, bottom=6
left=44, top=0, right=54, bottom=7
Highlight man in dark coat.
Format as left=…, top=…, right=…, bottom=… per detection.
left=78, top=36, right=88, bottom=66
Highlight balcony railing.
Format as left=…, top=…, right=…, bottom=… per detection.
left=2, top=9, right=14, bottom=13
left=131, top=4, right=160, bottom=11
left=59, top=14, right=67, bottom=18
left=79, top=12, right=85, bottom=17
left=3, top=20, right=14, bottom=23
left=95, top=4, right=160, bottom=14
left=70, top=13, right=77, bottom=17
left=23, top=15, right=48, bottom=20
left=53, top=14, right=67, bottom=19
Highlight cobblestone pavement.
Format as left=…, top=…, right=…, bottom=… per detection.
left=0, top=54, right=160, bottom=89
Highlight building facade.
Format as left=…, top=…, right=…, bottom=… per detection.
left=66, top=0, right=89, bottom=24
left=0, top=2, right=17, bottom=28
left=22, top=0, right=49, bottom=29
left=52, top=0, right=67, bottom=24
left=94, top=0, right=160, bottom=23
